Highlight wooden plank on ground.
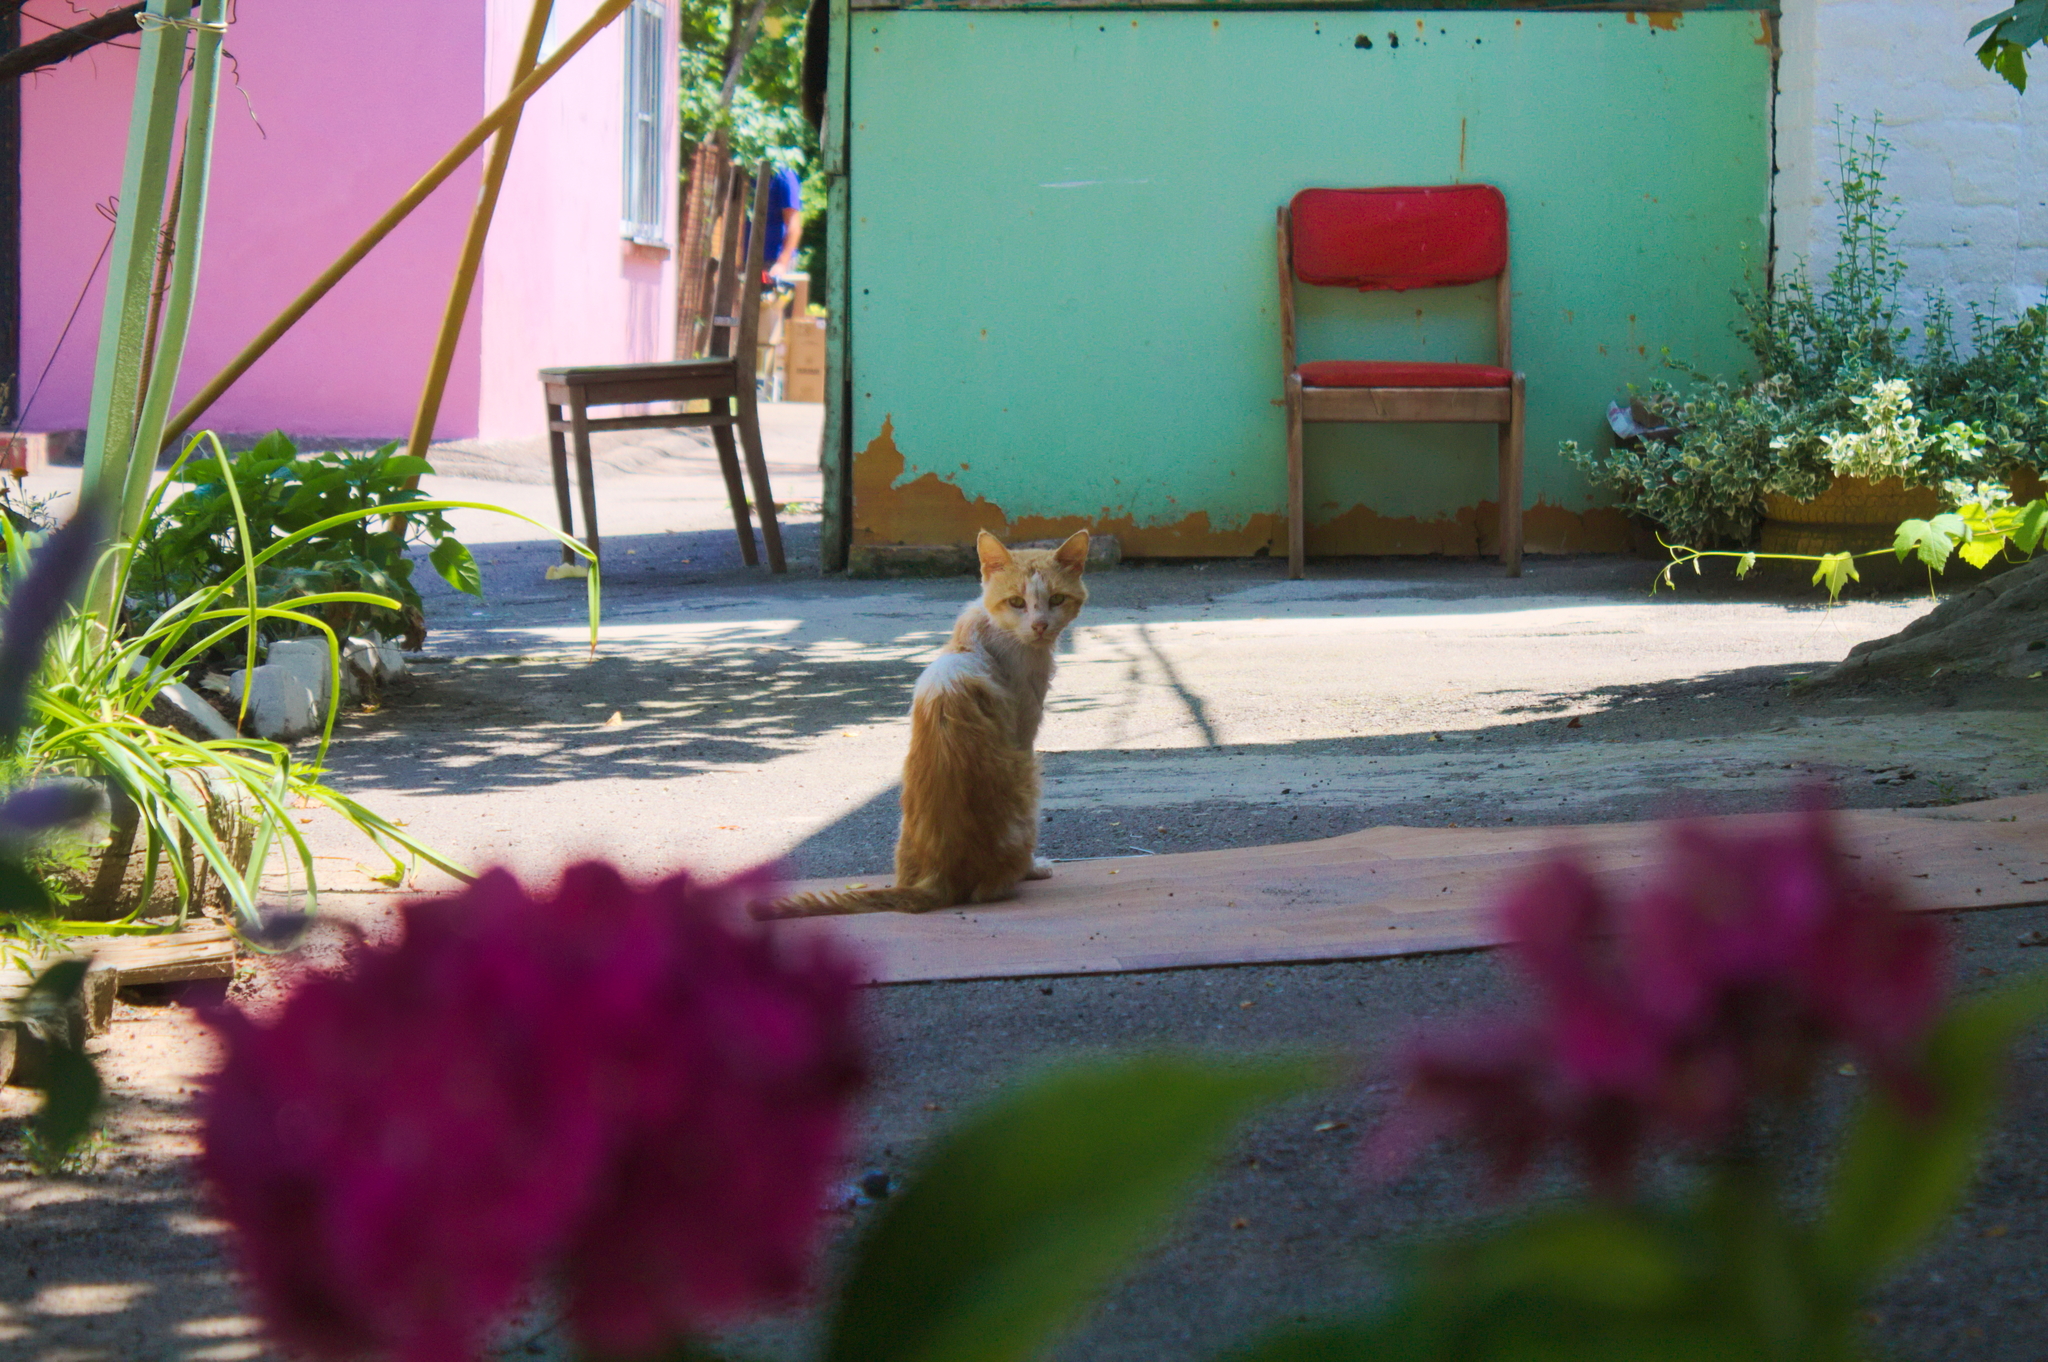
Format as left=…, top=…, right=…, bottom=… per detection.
left=90, top=922, right=238, bottom=986
left=769, top=794, right=2048, bottom=986
left=1, top=922, right=238, bottom=1012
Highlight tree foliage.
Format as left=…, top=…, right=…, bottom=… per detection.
left=1973, top=0, right=2048, bottom=91
left=680, top=0, right=818, bottom=200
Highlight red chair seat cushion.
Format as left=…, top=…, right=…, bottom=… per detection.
left=1298, top=360, right=1514, bottom=389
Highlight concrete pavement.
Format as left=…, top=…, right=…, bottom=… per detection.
left=7, top=405, right=2048, bottom=1361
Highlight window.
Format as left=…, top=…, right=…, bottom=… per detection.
left=621, top=0, right=669, bottom=245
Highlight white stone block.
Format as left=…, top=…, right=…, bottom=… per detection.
left=226, top=665, right=319, bottom=742
left=264, top=638, right=336, bottom=715
left=373, top=632, right=407, bottom=681
left=342, top=639, right=378, bottom=699
left=339, top=629, right=408, bottom=698
left=155, top=680, right=239, bottom=742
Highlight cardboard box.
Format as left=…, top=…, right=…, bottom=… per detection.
left=784, top=317, right=827, bottom=403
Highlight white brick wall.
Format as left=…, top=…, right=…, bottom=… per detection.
left=1775, top=0, right=2048, bottom=330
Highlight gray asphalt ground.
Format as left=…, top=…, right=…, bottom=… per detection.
left=3, top=406, right=2046, bottom=1360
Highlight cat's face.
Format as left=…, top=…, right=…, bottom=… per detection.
left=977, top=530, right=1089, bottom=647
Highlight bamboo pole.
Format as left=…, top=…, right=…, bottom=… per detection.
left=403, top=0, right=554, bottom=463
left=159, top=0, right=634, bottom=451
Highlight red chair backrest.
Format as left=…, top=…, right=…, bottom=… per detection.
left=1289, top=185, right=1507, bottom=292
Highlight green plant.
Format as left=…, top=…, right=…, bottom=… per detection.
left=129, top=433, right=481, bottom=655
left=9, top=960, right=105, bottom=1173
left=1564, top=117, right=2035, bottom=548
left=1974, top=0, right=2048, bottom=91
left=1657, top=483, right=2048, bottom=603
left=1741, top=117, right=1911, bottom=397
left=4, top=434, right=599, bottom=936
left=1567, top=375, right=1819, bottom=548
left=78, top=0, right=227, bottom=592
left=1814, top=378, right=1990, bottom=483
left=20, top=1124, right=110, bottom=1177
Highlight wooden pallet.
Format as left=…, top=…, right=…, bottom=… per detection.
left=1, top=922, right=237, bottom=1025
left=770, top=793, right=2048, bottom=986
left=86, top=922, right=238, bottom=987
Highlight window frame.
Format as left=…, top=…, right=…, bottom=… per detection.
left=620, top=0, right=671, bottom=246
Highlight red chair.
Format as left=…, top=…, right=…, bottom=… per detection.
left=1277, top=185, right=1524, bottom=578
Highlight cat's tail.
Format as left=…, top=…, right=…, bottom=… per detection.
left=749, top=884, right=947, bottom=920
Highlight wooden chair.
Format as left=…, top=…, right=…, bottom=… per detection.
left=1277, top=185, right=1524, bottom=579
left=540, top=160, right=784, bottom=572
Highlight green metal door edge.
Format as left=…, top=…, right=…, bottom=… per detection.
left=821, top=0, right=855, bottom=570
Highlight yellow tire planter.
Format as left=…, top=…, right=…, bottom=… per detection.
left=1757, top=476, right=1944, bottom=557
left=1759, top=470, right=2046, bottom=557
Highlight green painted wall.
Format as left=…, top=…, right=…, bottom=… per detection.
left=846, top=8, right=1773, bottom=554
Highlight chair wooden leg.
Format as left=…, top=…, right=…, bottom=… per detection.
left=1284, top=374, right=1306, bottom=579
left=546, top=414, right=577, bottom=565
left=710, top=405, right=759, bottom=566
left=568, top=395, right=602, bottom=565
left=736, top=388, right=786, bottom=573
left=1499, top=374, right=1526, bottom=577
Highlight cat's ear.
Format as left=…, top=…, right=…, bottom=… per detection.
left=976, top=530, right=1013, bottom=579
left=1053, top=529, right=1091, bottom=574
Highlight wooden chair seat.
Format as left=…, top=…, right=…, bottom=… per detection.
left=539, top=162, right=785, bottom=571
left=1297, top=360, right=1515, bottom=388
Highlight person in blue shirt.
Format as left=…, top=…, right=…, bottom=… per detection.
left=762, top=163, right=804, bottom=284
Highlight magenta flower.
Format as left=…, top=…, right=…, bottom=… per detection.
left=199, top=864, right=867, bottom=1362
left=1371, top=805, right=1947, bottom=1191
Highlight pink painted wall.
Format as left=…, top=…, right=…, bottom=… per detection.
left=18, top=1, right=677, bottom=445
left=20, top=1, right=485, bottom=441
left=479, top=0, right=678, bottom=439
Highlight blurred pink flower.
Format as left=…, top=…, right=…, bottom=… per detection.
left=1371, top=805, right=1946, bottom=1191
left=200, top=864, right=866, bottom=1362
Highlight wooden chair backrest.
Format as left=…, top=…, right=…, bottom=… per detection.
left=687, top=160, right=772, bottom=368
left=733, top=163, right=771, bottom=382
left=681, top=157, right=734, bottom=358
left=1278, top=184, right=1512, bottom=372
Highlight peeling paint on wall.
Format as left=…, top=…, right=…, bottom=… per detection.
left=855, top=416, right=1635, bottom=558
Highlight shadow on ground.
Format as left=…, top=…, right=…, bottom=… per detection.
left=0, top=1087, right=254, bottom=1360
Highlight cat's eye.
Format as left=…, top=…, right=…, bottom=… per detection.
left=1049, top=593, right=1068, bottom=607
left=1006, top=596, right=1026, bottom=609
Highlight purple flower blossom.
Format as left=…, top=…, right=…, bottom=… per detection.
left=200, top=863, right=867, bottom=1361
left=1370, top=805, right=1947, bottom=1191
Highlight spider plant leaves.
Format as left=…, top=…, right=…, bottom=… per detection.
left=0, top=503, right=103, bottom=743
left=80, top=0, right=200, bottom=548
left=122, top=0, right=226, bottom=543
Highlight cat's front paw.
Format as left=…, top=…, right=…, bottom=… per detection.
left=1025, top=857, right=1054, bottom=880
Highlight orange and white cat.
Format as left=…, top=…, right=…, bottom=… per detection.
left=754, top=529, right=1090, bottom=918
